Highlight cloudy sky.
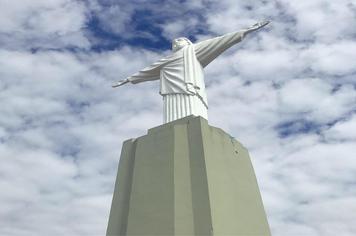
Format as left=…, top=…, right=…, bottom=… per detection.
left=1, top=0, right=356, bottom=235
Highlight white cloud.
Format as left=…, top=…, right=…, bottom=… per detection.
left=90, top=3, right=133, bottom=36
left=0, top=0, right=356, bottom=235
left=324, top=114, right=356, bottom=140
left=280, top=79, right=355, bottom=123
left=0, top=0, right=90, bottom=49
left=232, top=47, right=303, bottom=81
left=281, top=0, right=356, bottom=42
left=302, top=41, right=356, bottom=76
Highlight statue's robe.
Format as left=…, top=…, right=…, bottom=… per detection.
left=128, top=30, right=246, bottom=123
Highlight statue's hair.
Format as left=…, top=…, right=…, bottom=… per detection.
left=173, top=37, right=192, bottom=44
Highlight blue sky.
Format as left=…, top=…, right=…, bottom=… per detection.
left=1, top=0, right=356, bottom=235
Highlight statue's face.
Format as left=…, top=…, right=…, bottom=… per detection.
left=172, top=37, right=192, bottom=52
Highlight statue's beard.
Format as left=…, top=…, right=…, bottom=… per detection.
left=172, top=44, right=187, bottom=52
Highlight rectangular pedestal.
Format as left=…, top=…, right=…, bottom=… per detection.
left=107, top=116, right=270, bottom=236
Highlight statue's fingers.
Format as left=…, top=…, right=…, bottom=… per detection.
left=260, top=20, right=270, bottom=27
left=112, top=81, right=124, bottom=88
left=112, top=79, right=130, bottom=88
left=112, top=83, right=120, bottom=88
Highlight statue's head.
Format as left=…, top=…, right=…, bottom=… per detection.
left=172, top=37, right=192, bottom=52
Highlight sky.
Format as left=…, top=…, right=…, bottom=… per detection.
left=0, top=0, right=356, bottom=235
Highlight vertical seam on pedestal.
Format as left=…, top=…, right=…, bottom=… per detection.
left=187, top=118, right=213, bottom=236
left=198, top=119, right=214, bottom=236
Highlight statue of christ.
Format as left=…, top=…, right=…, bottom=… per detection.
left=113, top=21, right=270, bottom=123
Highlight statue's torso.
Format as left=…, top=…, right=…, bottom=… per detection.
left=159, top=47, right=208, bottom=107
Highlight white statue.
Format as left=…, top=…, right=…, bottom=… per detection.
left=113, top=21, right=270, bottom=123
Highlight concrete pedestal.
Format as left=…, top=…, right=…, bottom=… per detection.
left=107, top=116, right=270, bottom=236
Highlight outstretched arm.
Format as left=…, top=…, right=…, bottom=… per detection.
left=194, top=20, right=270, bottom=67
left=112, top=55, right=173, bottom=88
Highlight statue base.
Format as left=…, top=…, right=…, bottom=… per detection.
left=107, top=116, right=270, bottom=236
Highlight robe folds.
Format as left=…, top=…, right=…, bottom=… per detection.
left=127, top=30, right=245, bottom=123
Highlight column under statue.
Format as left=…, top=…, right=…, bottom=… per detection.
left=113, top=21, right=269, bottom=123
left=107, top=21, right=271, bottom=236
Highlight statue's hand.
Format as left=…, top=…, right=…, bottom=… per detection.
left=112, top=78, right=130, bottom=88
left=245, top=20, right=270, bottom=34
